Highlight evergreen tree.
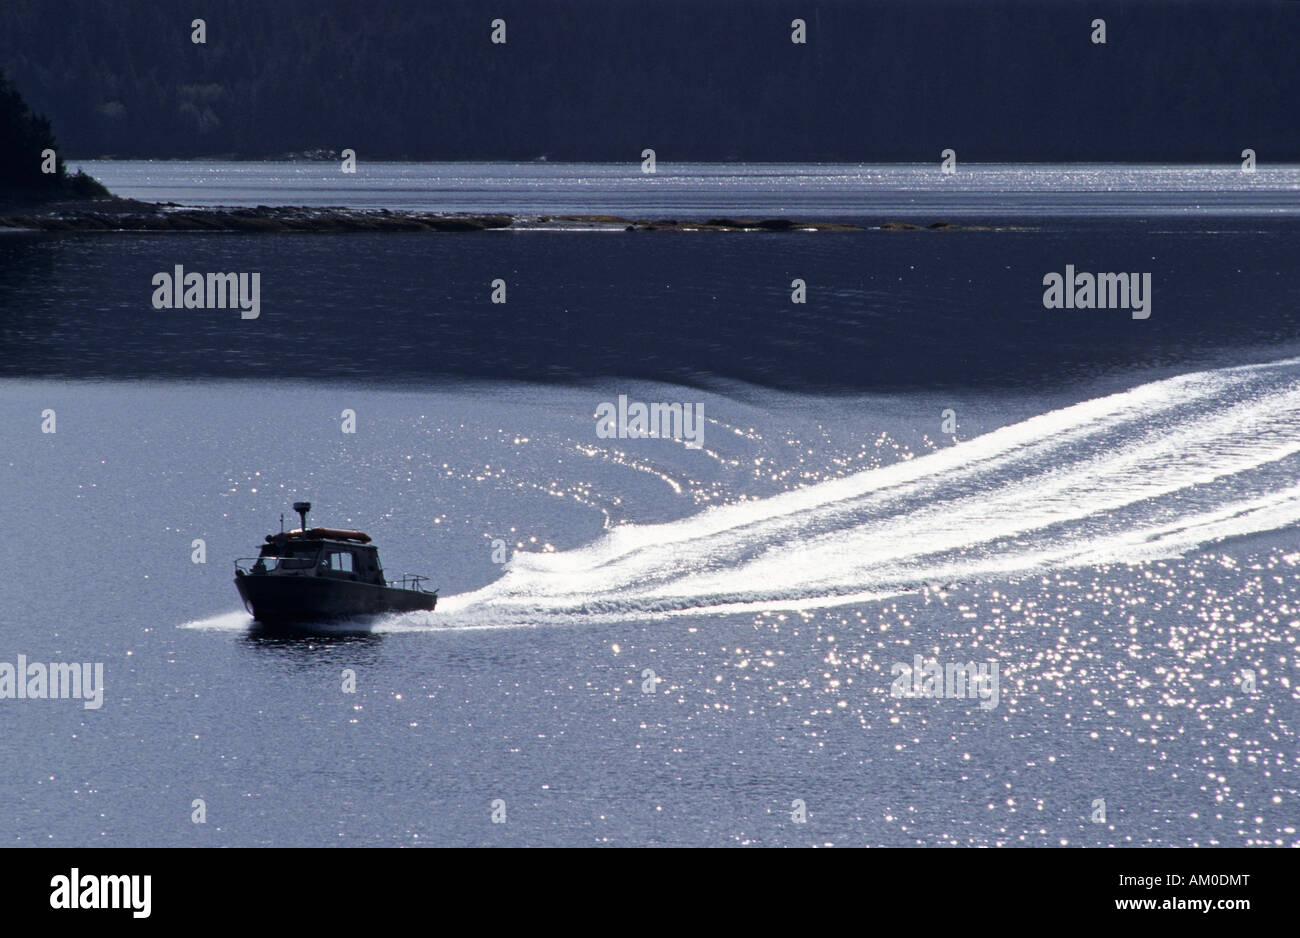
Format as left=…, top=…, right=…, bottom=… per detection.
left=0, top=67, right=62, bottom=188
left=0, top=68, right=107, bottom=196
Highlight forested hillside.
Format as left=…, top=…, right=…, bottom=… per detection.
left=0, top=0, right=1295, bottom=161
left=0, top=68, right=107, bottom=195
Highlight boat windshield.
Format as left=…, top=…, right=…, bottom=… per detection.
left=252, top=546, right=319, bottom=572
left=259, top=555, right=316, bottom=571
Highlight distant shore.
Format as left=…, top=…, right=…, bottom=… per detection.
left=0, top=197, right=1021, bottom=233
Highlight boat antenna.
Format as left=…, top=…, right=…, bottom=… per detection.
left=293, top=501, right=311, bottom=533
left=280, top=513, right=284, bottom=533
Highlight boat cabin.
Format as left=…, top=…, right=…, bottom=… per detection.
left=233, top=501, right=437, bottom=625
left=249, top=530, right=386, bottom=586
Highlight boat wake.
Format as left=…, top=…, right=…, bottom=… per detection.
left=402, top=357, right=1300, bottom=630
left=179, top=610, right=381, bottom=635
left=179, top=610, right=253, bottom=632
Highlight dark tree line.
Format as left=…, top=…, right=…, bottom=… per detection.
left=0, top=0, right=1296, bottom=162
left=0, top=68, right=108, bottom=195
left=0, top=68, right=63, bottom=187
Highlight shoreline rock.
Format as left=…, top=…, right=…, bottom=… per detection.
left=0, top=198, right=1025, bottom=233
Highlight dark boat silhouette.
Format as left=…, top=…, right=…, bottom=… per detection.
left=234, top=502, right=437, bottom=626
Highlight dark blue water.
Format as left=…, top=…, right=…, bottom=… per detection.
left=4, top=218, right=1300, bottom=390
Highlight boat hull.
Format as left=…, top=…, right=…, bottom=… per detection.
left=234, top=573, right=436, bottom=626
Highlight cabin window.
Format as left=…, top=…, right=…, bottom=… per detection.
left=261, top=549, right=316, bottom=571
left=328, top=552, right=354, bottom=573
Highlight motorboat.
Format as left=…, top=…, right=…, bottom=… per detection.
left=234, top=501, right=436, bottom=625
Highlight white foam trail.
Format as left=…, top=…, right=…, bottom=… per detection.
left=180, top=609, right=388, bottom=635
left=421, top=359, right=1300, bottom=627
left=180, top=610, right=254, bottom=631
left=258, top=357, right=1300, bottom=631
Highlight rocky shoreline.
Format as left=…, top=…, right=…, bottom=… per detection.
left=0, top=197, right=1021, bottom=233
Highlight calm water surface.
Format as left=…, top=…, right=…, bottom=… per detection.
left=2, top=163, right=1297, bottom=846
left=72, top=160, right=1300, bottom=219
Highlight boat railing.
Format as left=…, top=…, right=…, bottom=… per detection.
left=389, top=573, right=436, bottom=593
